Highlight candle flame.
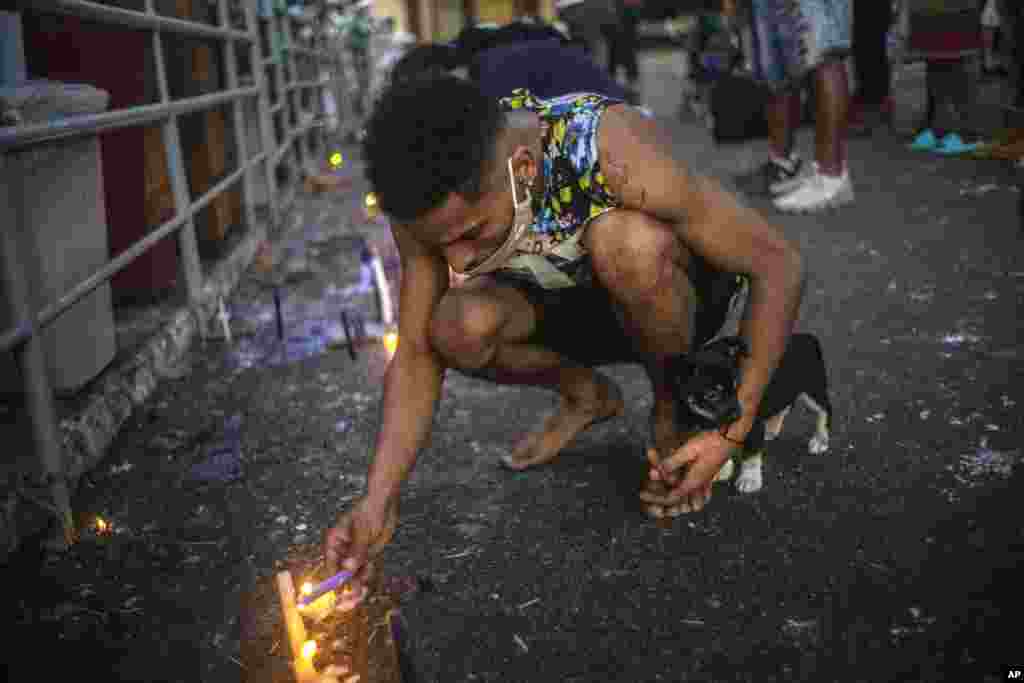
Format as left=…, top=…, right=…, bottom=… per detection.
left=329, top=151, right=344, bottom=168
left=383, top=331, right=398, bottom=356
left=301, top=581, right=313, bottom=596
left=95, top=517, right=109, bottom=533
left=364, top=193, right=380, bottom=220
left=301, top=640, right=317, bottom=660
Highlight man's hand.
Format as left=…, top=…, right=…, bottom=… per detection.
left=640, top=430, right=741, bottom=513
left=323, top=495, right=399, bottom=597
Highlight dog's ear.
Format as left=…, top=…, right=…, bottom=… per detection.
left=691, top=336, right=748, bottom=367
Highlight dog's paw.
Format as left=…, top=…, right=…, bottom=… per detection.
left=808, top=432, right=830, bottom=455
left=735, top=459, right=763, bottom=493
left=715, top=458, right=735, bottom=482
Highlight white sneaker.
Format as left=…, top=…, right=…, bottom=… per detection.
left=769, top=160, right=816, bottom=196
left=773, top=167, right=855, bottom=213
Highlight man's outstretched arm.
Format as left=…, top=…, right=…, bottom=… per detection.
left=365, top=222, right=451, bottom=506
left=324, top=223, right=451, bottom=580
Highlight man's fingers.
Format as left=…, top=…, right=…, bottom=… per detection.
left=646, top=448, right=667, bottom=482
left=661, top=442, right=700, bottom=475
left=342, top=545, right=367, bottom=572
left=639, top=486, right=682, bottom=507
left=324, top=523, right=351, bottom=573
left=646, top=447, right=660, bottom=469
left=640, top=473, right=713, bottom=508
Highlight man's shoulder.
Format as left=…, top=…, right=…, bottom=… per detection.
left=595, top=103, right=677, bottom=167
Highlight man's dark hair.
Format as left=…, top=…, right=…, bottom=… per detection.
left=389, top=44, right=461, bottom=85
left=363, top=74, right=506, bottom=222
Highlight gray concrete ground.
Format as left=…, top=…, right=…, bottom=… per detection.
left=5, top=49, right=1023, bottom=682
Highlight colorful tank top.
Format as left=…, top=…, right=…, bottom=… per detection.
left=494, top=89, right=624, bottom=290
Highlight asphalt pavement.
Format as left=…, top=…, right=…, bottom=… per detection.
left=6, top=49, right=1023, bottom=683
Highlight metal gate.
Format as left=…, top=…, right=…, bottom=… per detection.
left=0, top=0, right=343, bottom=553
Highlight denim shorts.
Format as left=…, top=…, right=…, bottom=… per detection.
left=749, top=0, right=853, bottom=89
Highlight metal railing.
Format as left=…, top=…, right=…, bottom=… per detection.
left=0, top=0, right=342, bottom=549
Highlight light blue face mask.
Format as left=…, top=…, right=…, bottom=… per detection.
left=458, top=157, right=534, bottom=277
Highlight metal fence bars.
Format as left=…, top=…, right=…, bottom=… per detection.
left=0, top=0, right=341, bottom=550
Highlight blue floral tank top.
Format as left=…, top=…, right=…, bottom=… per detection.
left=495, top=89, right=625, bottom=290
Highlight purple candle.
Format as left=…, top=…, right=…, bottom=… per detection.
left=298, top=569, right=354, bottom=606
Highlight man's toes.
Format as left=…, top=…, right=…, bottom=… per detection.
left=501, top=452, right=553, bottom=471
left=500, top=453, right=529, bottom=470
left=647, top=504, right=665, bottom=518
left=500, top=435, right=546, bottom=470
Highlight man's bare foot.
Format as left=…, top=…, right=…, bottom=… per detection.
left=500, top=372, right=625, bottom=471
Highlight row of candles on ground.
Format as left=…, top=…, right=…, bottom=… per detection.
left=329, top=149, right=381, bottom=222
left=280, top=568, right=365, bottom=683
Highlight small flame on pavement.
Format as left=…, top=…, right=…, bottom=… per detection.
left=383, top=331, right=398, bottom=356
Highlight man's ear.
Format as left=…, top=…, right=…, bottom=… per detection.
left=509, top=145, right=538, bottom=182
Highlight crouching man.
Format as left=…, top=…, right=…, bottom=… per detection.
left=324, top=76, right=805, bottom=590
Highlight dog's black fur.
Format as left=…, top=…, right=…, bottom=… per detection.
left=678, top=332, right=833, bottom=452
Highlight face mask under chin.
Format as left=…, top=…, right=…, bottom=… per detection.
left=457, top=157, right=535, bottom=278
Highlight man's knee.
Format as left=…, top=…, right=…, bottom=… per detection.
left=429, top=291, right=502, bottom=369
left=586, top=211, right=688, bottom=298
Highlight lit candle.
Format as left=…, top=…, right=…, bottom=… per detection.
left=297, top=569, right=354, bottom=606
left=95, top=516, right=110, bottom=534
left=330, top=151, right=344, bottom=169
left=382, top=330, right=398, bottom=357
left=297, top=586, right=337, bottom=622
left=364, top=193, right=379, bottom=220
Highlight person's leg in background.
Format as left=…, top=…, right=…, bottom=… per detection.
left=1007, top=0, right=1024, bottom=107
left=621, top=3, right=640, bottom=89
left=558, top=4, right=592, bottom=56
left=850, top=0, right=894, bottom=135
left=774, top=0, right=855, bottom=213
left=733, top=0, right=807, bottom=198
left=351, top=48, right=370, bottom=120
left=588, top=16, right=611, bottom=72
left=604, top=22, right=622, bottom=81
left=981, top=0, right=1007, bottom=78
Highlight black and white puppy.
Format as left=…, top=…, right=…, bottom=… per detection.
left=695, top=333, right=833, bottom=493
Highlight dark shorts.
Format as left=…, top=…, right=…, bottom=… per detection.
left=495, top=258, right=747, bottom=368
